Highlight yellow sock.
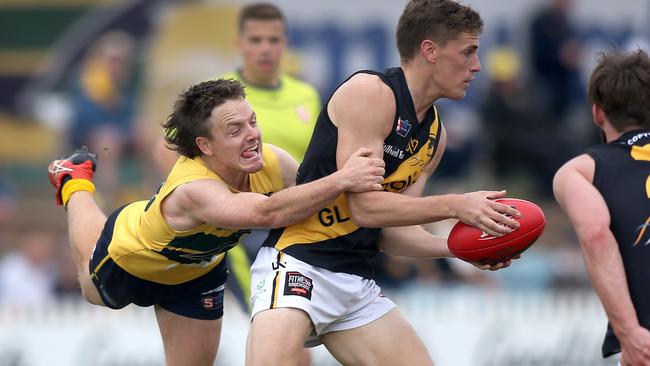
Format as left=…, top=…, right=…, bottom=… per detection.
left=61, top=179, right=96, bottom=207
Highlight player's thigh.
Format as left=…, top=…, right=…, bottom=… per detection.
left=321, top=308, right=434, bottom=366
left=155, top=305, right=222, bottom=366
left=247, top=308, right=313, bottom=366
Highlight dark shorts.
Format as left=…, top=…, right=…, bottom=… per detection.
left=89, top=206, right=228, bottom=320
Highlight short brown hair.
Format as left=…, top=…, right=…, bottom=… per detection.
left=238, top=3, right=285, bottom=31
left=396, top=0, right=483, bottom=62
left=163, top=79, right=246, bottom=158
left=588, top=49, right=650, bottom=131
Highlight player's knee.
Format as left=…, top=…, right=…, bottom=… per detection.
left=78, top=276, right=105, bottom=306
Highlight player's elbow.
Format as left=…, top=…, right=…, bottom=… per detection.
left=266, top=214, right=291, bottom=229
left=578, top=223, right=612, bottom=250
left=348, top=201, right=381, bottom=228
left=254, top=206, right=296, bottom=228
left=252, top=211, right=283, bottom=229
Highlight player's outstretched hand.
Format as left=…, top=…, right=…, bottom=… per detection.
left=339, top=148, right=385, bottom=192
left=453, top=190, right=521, bottom=237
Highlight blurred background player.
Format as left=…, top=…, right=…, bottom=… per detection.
left=46, top=79, right=384, bottom=366
left=67, top=31, right=141, bottom=207
left=553, top=50, right=650, bottom=366
left=222, top=3, right=320, bottom=162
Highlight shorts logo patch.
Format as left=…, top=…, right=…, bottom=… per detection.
left=283, top=271, right=313, bottom=300
left=201, top=290, right=224, bottom=310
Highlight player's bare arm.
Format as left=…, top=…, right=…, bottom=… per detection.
left=163, top=147, right=384, bottom=231
left=330, top=76, right=519, bottom=235
left=554, top=154, right=650, bottom=364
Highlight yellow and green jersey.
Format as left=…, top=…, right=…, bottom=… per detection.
left=220, top=71, right=320, bottom=162
left=106, top=144, right=284, bottom=285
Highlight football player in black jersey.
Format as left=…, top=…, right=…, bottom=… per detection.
left=246, top=1, right=521, bottom=365
left=554, top=49, right=650, bottom=366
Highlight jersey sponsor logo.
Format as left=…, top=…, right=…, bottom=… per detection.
left=382, top=171, right=418, bottom=193
left=318, top=205, right=350, bottom=227
left=627, top=132, right=650, bottom=145
left=283, top=271, right=313, bottom=300
left=384, top=144, right=405, bottom=159
left=396, top=117, right=411, bottom=137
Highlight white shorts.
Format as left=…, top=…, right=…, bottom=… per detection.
left=250, top=247, right=396, bottom=347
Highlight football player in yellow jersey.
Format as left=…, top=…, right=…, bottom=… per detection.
left=47, top=79, right=384, bottom=366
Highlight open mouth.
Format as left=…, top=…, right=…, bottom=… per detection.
left=242, top=143, right=260, bottom=159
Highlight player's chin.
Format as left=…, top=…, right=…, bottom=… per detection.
left=241, top=158, right=264, bottom=173
left=239, top=154, right=264, bottom=173
left=446, top=89, right=467, bottom=100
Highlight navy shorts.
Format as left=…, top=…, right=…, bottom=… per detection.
left=89, top=206, right=228, bottom=320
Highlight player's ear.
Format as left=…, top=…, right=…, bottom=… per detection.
left=421, top=39, right=438, bottom=63
left=592, top=104, right=605, bottom=129
left=196, top=136, right=213, bottom=156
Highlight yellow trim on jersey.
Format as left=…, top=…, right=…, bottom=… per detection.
left=90, top=254, right=111, bottom=280
left=631, top=144, right=650, bottom=198
left=631, top=144, right=650, bottom=161
left=106, top=145, right=284, bottom=285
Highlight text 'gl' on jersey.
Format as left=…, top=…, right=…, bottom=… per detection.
left=264, top=67, right=442, bottom=279
left=106, top=144, right=284, bottom=285
left=587, top=129, right=650, bottom=357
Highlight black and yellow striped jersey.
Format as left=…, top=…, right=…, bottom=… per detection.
left=587, top=129, right=650, bottom=357
left=264, top=67, right=443, bottom=278
left=107, top=144, right=284, bottom=285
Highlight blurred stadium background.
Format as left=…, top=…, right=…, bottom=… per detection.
left=0, top=0, right=648, bottom=365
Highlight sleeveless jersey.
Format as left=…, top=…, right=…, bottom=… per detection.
left=107, top=144, right=284, bottom=285
left=220, top=71, right=320, bottom=161
left=264, top=67, right=442, bottom=278
left=586, top=129, right=650, bottom=357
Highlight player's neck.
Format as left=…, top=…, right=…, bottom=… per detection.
left=239, top=68, right=281, bottom=89
left=401, top=65, right=437, bottom=122
left=606, top=124, right=647, bottom=142
left=200, top=156, right=251, bottom=192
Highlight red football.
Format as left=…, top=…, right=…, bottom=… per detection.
left=448, top=198, right=545, bottom=265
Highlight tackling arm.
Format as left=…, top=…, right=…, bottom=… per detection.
left=166, top=146, right=384, bottom=230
